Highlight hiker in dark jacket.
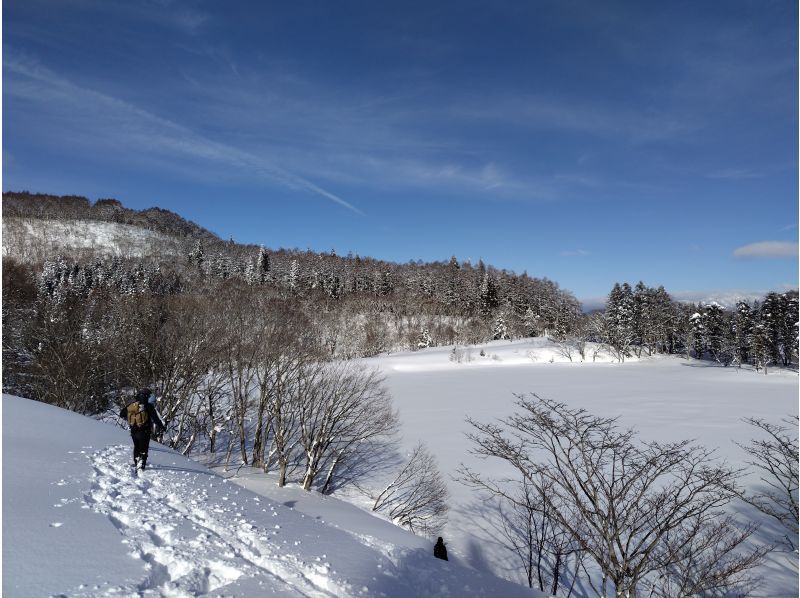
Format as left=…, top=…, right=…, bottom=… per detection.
left=433, top=537, right=448, bottom=561
left=119, top=388, right=165, bottom=471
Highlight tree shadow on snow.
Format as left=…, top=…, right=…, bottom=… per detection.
left=456, top=495, right=528, bottom=583
left=729, top=497, right=798, bottom=560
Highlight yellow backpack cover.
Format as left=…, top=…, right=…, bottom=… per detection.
left=127, top=401, right=149, bottom=427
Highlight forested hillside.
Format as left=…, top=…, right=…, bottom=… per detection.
left=2, top=193, right=797, bottom=469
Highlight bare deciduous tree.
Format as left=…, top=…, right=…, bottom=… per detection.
left=650, top=515, right=770, bottom=597
left=736, top=416, right=799, bottom=551
left=372, top=442, right=449, bottom=536
left=298, top=364, right=398, bottom=492
left=215, top=286, right=262, bottom=466
left=465, top=395, right=767, bottom=597
left=458, top=471, right=583, bottom=595
left=251, top=301, right=318, bottom=472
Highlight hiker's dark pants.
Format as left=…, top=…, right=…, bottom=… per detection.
left=131, top=426, right=152, bottom=466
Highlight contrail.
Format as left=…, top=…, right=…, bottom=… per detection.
left=6, top=56, right=364, bottom=215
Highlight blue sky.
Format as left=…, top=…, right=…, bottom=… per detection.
left=4, top=0, right=798, bottom=307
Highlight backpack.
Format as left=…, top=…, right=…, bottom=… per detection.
left=127, top=401, right=149, bottom=428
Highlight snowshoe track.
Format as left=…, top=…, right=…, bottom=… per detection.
left=77, top=445, right=339, bottom=597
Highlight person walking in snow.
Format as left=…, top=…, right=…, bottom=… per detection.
left=433, top=537, right=448, bottom=561
left=120, top=388, right=165, bottom=471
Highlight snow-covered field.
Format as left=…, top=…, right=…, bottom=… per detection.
left=3, top=338, right=797, bottom=596
left=2, top=217, right=184, bottom=261
left=363, top=339, right=800, bottom=596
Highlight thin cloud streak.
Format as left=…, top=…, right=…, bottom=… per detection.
left=453, top=94, right=695, bottom=144
left=733, top=241, right=798, bottom=259
left=706, top=168, right=765, bottom=180
left=5, top=55, right=363, bottom=215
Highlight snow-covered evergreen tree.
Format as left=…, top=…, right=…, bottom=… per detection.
left=443, top=255, right=462, bottom=309
left=632, top=281, right=649, bottom=351
left=702, top=302, right=725, bottom=362
left=416, top=328, right=432, bottom=349
left=522, top=306, right=540, bottom=337
left=245, top=262, right=257, bottom=285
left=188, top=240, right=204, bottom=269
left=750, top=321, right=771, bottom=373
left=605, top=282, right=635, bottom=357
left=256, top=246, right=270, bottom=284
left=288, top=259, right=300, bottom=293
left=479, top=272, right=499, bottom=317
left=732, top=301, right=753, bottom=366
left=689, top=310, right=704, bottom=358
left=492, top=314, right=509, bottom=340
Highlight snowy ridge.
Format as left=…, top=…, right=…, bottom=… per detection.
left=2, top=395, right=541, bottom=597
left=2, top=217, right=185, bottom=261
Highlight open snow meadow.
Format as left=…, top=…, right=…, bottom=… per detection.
left=362, top=339, right=799, bottom=596
left=3, top=338, right=798, bottom=597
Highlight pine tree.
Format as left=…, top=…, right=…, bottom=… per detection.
left=651, top=286, right=675, bottom=353
left=417, top=328, right=432, bottom=349
left=523, top=307, right=540, bottom=337
left=444, top=255, right=462, bottom=310
left=211, top=255, right=232, bottom=280
left=750, top=321, right=771, bottom=374
left=479, top=272, right=499, bottom=317
left=379, top=271, right=394, bottom=296
left=288, top=259, right=299, bottom=293
left=493, top=314, right=509, bottom=340
left=760, top=293, right=785, bottom=366
left=605, top=282, right=635, bottom=358
left=256, top=246, right=270, bottom=284
left=784, top=295, right=799, bottom=365
left=245, top=262, right=257, bottom=285
left=733, top=301, right=753, bottom=366
left=188, top=240, right=204, bottom=270
left=632, top=281, right=649, bottom=353
left=689, top=311, right=704, bottom=358
left=703, top=302, right=725, bottom=362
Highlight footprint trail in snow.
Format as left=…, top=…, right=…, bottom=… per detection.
left=76, top=445, right=340, bottom=597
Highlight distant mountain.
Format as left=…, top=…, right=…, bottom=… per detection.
left=2, top=192, right=222, bottom=264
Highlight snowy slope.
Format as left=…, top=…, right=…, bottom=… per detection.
left=2, top=394, right=543, bottom=597
left=2, top=217, right=185, bottom=261
left=360, top=339, right=800, bottom=596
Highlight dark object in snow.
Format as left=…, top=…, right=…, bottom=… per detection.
left=119, top=388, right=165, bottom=470
left=434, top=537, right=448, bottom=561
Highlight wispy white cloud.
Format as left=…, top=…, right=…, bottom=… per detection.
left=5, top=55, right=362, bottom=214
left=453, top=94, right=695, bottom=144
left=733, top=241, right=798, bottom=259
left=8, top=51, right=571, bottom=205
left=706, top=168, right=764, bottom=180
left=560, top=249, right=591, bottom=257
